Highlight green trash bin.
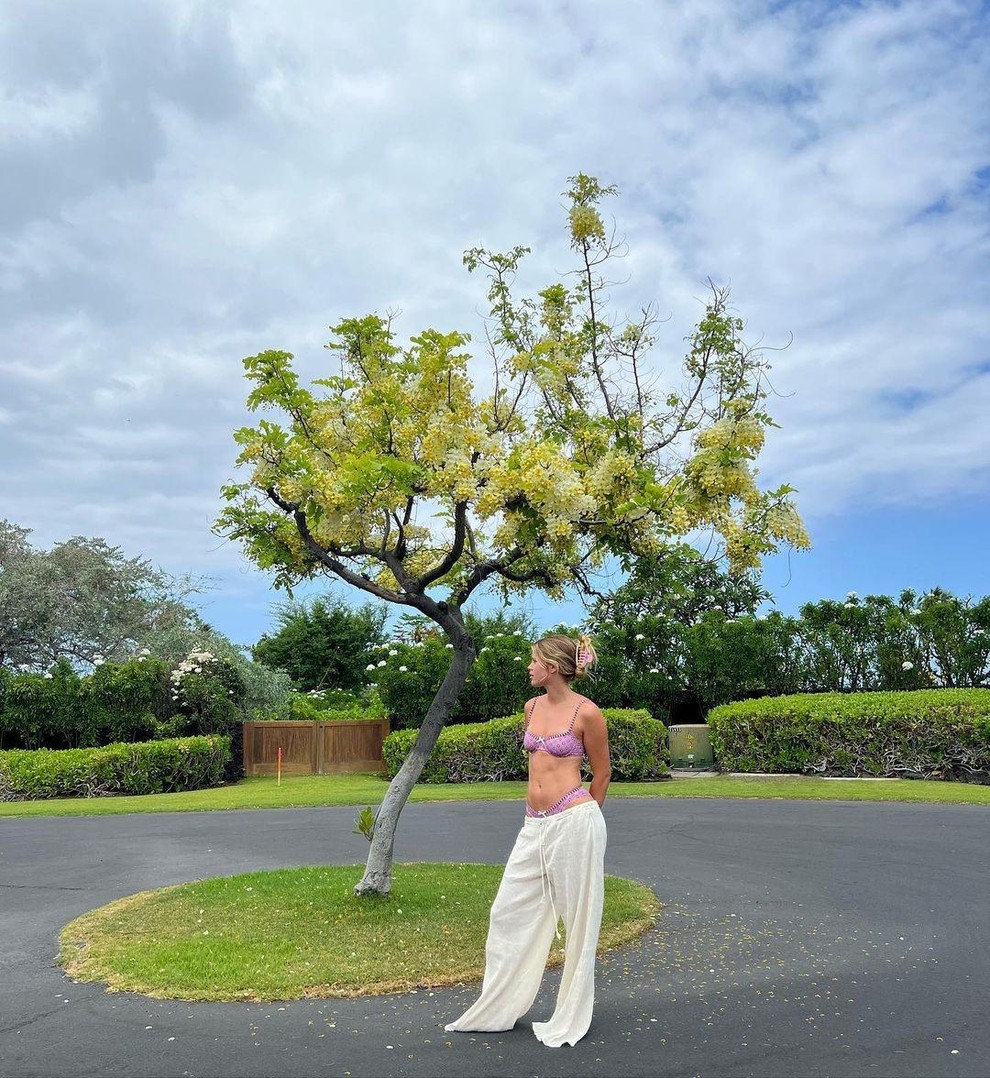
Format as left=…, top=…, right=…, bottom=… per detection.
left=668, top=724, right=713, bottom=769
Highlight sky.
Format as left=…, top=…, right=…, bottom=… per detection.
left=1, top=0, right=988, bottom=650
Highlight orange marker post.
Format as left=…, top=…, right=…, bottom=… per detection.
left=277, top=746, right=282, bottom=787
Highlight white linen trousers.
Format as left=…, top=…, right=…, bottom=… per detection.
left=444, top=797, right=607, bottom=1048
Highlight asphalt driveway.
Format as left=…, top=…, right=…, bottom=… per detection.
left=1, top=795, right=987, bottom=1078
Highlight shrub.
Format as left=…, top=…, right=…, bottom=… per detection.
left=168, top=651, right=245, bottom=731
left=708, top=688, right=990, bottom=781
left=0, top=659, right=170, bottom=750
left=0, top=667, right=11, bottom=747
left=384, top=715, right=525, bottom=783
left=166, top=650, right=247, bottom=781
left=383, top=708, right=669, bottom=784
left=79, top=657, right=172, bottom=746
left=282, top=688, right=387, bottom=722
left=0, top=735, right=230, bottom=801
left=140, top=623, right=295, bottom=720
left=368, top=636, right=459, bottom=728
left=681, top=612, right=806, bottom=713
left=457, top=625, right=535, bottom=721
left=252, top=596, right=388, bottom=692
left=0, top=668, right=77, bottom=749
left=601, top=710, right=671, bottom=781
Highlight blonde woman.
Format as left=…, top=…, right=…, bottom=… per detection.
left=445, top=633, right=611, bottom=1048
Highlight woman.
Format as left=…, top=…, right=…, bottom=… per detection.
left=445, top=632, right=611, bottom=1048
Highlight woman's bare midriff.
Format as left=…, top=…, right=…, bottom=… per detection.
left=527, top=752, right=594, bottom=812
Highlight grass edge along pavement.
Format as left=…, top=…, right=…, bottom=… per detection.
left=58, top=863, right=660, bottom=1002
left=3, top=771, right=990, bottom=817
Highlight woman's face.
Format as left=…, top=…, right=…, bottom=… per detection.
left=528, top=651, right=555, bottom=687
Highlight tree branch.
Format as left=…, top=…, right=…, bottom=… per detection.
left=452, top=544, right=559, bottom=606
left=581, top=239, right=617, bottom=422
left=418, top=501, right=469, bottom=589
left=295, top=513, right=413, bottom=607
left=264, top=486, right=412, bottom=606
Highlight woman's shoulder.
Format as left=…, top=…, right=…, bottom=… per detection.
left=573, top=694, right=605, bottom=721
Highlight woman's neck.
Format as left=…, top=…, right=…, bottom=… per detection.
left=541, top=678, right=573, bottom=705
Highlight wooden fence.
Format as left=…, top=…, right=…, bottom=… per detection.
left=242, top=719, right=391, bottom=777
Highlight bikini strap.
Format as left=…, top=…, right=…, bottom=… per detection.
left=566, top=696, right=585, bottom=733
left=524, top=697, right=538, bottom=727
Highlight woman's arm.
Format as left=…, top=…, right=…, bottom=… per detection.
left=581, top=703, right=612, bottom=806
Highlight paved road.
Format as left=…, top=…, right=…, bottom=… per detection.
left=1, top=796, right=987, bottom=1078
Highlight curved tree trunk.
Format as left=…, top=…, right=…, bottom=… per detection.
left=354, top=623, right=476, bottom=896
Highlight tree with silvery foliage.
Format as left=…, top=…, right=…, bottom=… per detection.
left=0, top=520, right=202, bottom=673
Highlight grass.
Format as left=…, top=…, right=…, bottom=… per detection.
left=3, top=771, right=990, bottom=818
left=59, top=863, right=660, bottom=1002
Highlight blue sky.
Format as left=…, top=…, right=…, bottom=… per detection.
left=1, top=0, right=988, bottom=648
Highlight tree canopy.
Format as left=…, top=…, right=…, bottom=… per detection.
left=218, top=176, right=807, bottom=619
left=0, top=521, right=203, bottom=672
left=252, top=595, right=388, bottom=692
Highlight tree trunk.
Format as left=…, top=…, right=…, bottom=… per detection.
left=354, top=625, right=476, bottom=896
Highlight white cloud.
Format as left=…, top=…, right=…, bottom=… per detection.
left=0, top=0, right=987, bottom=642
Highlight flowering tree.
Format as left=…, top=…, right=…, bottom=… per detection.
left=215, top=174, right=810, bottom=895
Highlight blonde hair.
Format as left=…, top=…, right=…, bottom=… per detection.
left=531, top=633, right=597, bottom=681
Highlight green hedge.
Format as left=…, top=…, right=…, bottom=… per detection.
left=283, top=691, right=387, bottom=723
left=383, top=709, right=669, bottom=784
left=708, top=689, right=990, bottom=781
left=0, top=735, right=231, bottom=801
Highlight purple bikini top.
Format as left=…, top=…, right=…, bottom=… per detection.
left=523, top=696, right=586, bottom=758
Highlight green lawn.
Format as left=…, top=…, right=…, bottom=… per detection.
left=60, top=863, right=660, bottom=1001
left=3, top=770, right=990, bottom=817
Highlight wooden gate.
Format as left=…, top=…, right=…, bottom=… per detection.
left=242, top=719, right=390, bottom=776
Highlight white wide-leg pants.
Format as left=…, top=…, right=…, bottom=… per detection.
left=444, top=798, right=607, bottom=1048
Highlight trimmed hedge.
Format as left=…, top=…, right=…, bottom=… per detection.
left=708, top=688, right=990, bottom=782
left=283, top=692, right=387, bottom=723
left=0, top=735, right=231, bottom=801
left=383, top=709, right=669, bottom=784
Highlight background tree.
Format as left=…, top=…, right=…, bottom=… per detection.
left=0, top=521, right=48, bottom=669
left=586, top=543, right=771, bottom=719
left=680, top=610, right=806, bottom=713
left=898, top=588, right=990, bottom=688
left=216, top=174, right=810, bottom=895
left=253, top=596, right=388, bottom=692
left=0, top=521, right=203, bottom=672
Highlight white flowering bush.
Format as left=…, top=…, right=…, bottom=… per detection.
left=284, top=686, right=386, bottom=722
left=166, top=650, right=245, bottom=737
left=368, top=620, right=533, bottom=729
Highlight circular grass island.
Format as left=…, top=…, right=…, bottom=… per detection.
left=59, top=863, right=660, bottom=1002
